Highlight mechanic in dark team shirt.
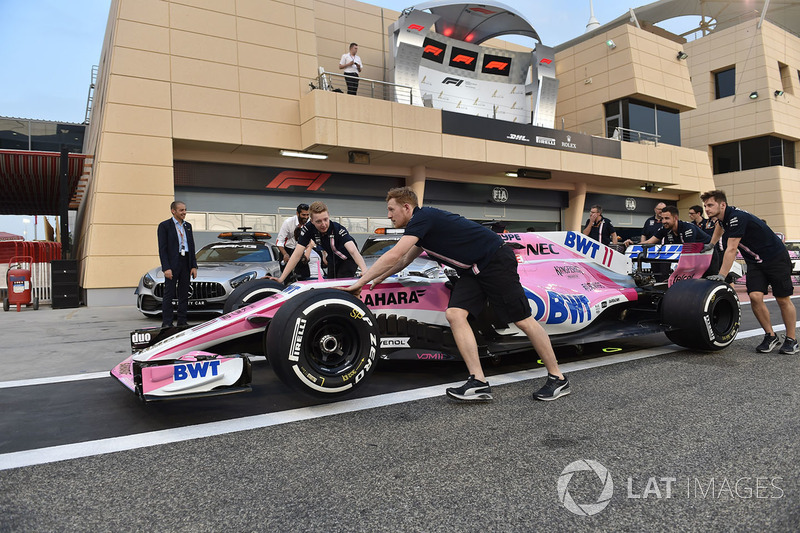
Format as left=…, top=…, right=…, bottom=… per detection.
left=634, top=205, right=710, bottom=245
left=272, top=201, right=367, bottom=283
left=702, top=189, right=797, bottom=354
left=639, top=201, right=666, bottom=243
left=342, top=186, right=569, bottom=402
left=581, top=204, right=618, bottom=246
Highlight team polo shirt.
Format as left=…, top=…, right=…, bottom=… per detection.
left=654, top=220, right=710, bottom=244
left=641, top=216, right=661, bottom=239
left=296, top=220, right=356, bottom=262
left=584, top=216, right=615, bottom=245
left=720, top=205, right=785, bottom=263
left=404, top=206, right=504, bottom=275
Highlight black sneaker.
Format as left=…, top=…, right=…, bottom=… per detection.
left=756, top=333, right=780, bottom=353
left=533, top=374, right=570, bottom=401
left=446, top=375, right=493, bottom=401
left=779, top=337, right=798, bottom=354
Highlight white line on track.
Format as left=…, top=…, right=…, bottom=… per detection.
left=1, top=321, right=798, bottom=471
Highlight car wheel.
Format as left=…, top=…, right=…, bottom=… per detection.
left=224, top=279, right=285, bottom=314
left=661, top=279, right=740, bottom=351
left=33, top=297, right=39, bottom=310
left=265, top=289, right=379, bottom=397
left=2, top=298, right=8, bottom=312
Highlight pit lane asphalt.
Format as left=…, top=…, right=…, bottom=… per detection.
left=0, top=296, right=798, bottom=532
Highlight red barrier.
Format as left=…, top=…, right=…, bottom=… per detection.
left=0, top=241, right=61, bottom=265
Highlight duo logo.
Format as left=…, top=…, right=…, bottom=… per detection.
left=524, top=288, right=592, bottom=325
left=266, top=171, right=331, bottom=191
left=174, top=361, right=221, bottom=381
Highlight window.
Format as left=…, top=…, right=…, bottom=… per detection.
left=714, top=66, right=735, bottom=99
left=604, top=98, right=681, bottom=146
left=712, top=136, right=796, bottom=174
left=778, top=62, right=793, bottom=95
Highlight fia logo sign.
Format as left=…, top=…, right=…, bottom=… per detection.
left=492, top=187, right=508, bottom=203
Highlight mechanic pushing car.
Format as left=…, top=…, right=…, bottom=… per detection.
left=342, top=186, right=570, bottom=402
left=271, top=201, right=367, bottom=283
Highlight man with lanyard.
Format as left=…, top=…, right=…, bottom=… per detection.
left=581, top=204, right=618, bottom=246
left=338, top=42, right=362, bottom=95
left=157, top=201, right=197, bottom=327
left=272, top=201, right=367, bottom=283
left=276, top=203, right=311, bottom=280
left=342, top=187, right=570, bottom=402
left=702, top=189, right=797, bottom=354
left=636, top=205, right=710, bottom=246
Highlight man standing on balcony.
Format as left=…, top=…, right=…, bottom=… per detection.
left=339, top=42, right=362, bottom=95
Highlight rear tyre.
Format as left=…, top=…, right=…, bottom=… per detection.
left=661, top=279, right=740, bottom=351
left=224, top=279, right=285, bottom=314
left=2, top=298, right=8, bottom=312
left=265, top=289, right=379, bottom=397
left=33, top=297, right=39, bottom=310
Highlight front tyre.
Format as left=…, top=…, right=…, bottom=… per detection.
left=661, top=279, right=740, bottom=351
left=224, top=279, right=285, bottom=313
left=265, top=289, right=379, bottom=397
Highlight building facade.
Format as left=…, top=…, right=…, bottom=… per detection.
left=81, top=0, right=791, bottom=305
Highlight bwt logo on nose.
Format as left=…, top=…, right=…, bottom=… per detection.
left=174, top=361, right=221, bottom=381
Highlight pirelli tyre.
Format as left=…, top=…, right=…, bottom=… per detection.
left=265, top=289, right=379, bottom=397
left=224, top=279, right=285, bottom=314
left=661, top=279, right=740, bottom=351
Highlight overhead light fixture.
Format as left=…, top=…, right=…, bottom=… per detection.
left=640, top=182, right=655, bottom=193
left=657, top=187, right=664, bottom=192
left=504, top=171, right=518, bottom=178
left=775, top=90, right=785, bottom=97
left=676, top=51, right=688, bottom=60
left=348, top=150, right=370, bottom=164
left=749, top=91, right=759, bottom=99
left=279, top=149, right=328, bottom=159
left=516, top=169, right=551, bottom=180
left=606, top=39, right=616, bottom=49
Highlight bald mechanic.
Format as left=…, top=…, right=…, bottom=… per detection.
left=342, top=187, right=570, bottom=402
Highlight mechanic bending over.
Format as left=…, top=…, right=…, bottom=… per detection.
left=342, top=186, right=570, bottom=402
left=276, top=203, right=311, bottom=280
left=702, top=189, right=797, bottom=355
left=270, top=201, right=367, bottom=283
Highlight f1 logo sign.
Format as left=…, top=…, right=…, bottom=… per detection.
left=267, top=171, right=331, bottom=191
left=423, top=45, right=443, bottom=56
left=451, top=54, right=475, bottom=65
left=539, top=58, right=553, bottom=65
left=407, top=24, right=425, bottom=31
left=484, top=61, right=509, bottom=71
left=442, top=77, right=463, bottom=86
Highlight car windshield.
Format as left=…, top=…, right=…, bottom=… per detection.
left=361, top=239, right=399, bottom=256
left=196, top=243, right=273, bottom=262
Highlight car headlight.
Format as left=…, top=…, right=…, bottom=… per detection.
left=230, top=271, right=258, bottom=289
left=143, top=273, right=155, bottom=289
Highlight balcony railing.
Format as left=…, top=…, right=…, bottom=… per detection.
left=612, top=127, right=661, bottom=146
left=314, top=70, right=414, bottom=105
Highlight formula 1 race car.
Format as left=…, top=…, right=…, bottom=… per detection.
left=112, top=231, right=741, bottom=401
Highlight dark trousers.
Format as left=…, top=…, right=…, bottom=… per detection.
left=344, top=72, right=359, bottom=95
left=283, top=247, right=311, bottom=280
left=162, top=254, right=191, bottom=326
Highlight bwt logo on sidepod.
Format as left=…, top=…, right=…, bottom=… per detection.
left=526, top=289, right=592, bottom=325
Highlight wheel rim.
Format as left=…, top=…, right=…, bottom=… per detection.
left=306, top=316, right=361, bottom=376
left=709, top=295, right=736, bottom=336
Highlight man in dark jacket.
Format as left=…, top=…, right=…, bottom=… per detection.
left=157, top=201, right=197, bottom=327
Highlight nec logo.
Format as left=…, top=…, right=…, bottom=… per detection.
left=423, top=45, right=444, bottom=56
left=407, top=24, right=425, bottom=31
left=442, top=77, right=463, bottom=86
left=539, top=58, right=553, bottom=65
left=484, top=61, right=509, bottom=71
left=266, top=171, right=331, bottom=191
left=451, top=54, right=476, bottom=65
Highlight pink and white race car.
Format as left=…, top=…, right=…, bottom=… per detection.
left=112, top=231, right=741, bottom=401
